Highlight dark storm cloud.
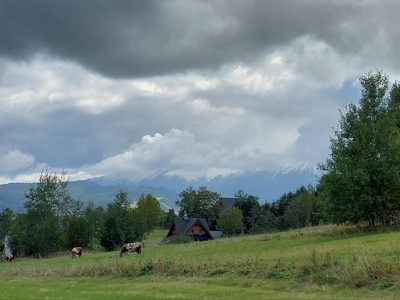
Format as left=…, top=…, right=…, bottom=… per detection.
left=2, top=0, right=400, bottom=183
left=0, top=0, right=352, bottom=78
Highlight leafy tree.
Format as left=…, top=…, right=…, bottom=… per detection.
left=162, top=208, right=176, bottom=229
left=134, top=193, right=165, bottom=240
left=83, top=201, right=104, bottom=244
left=16, top=170, right=77, bottom=257
left=217, top=207, right=244, bottom=236
left=274, top=185, right=323, bottom=230
left=64, top=215, right=91, bottom=249
left=9, top=213, right=28, bottom=257
left=176, top=186, right=221, bottom=228
left=279, top=185, right=319, bottom=229
left=272, top=190, right=296, bottom=231
left=24, top=170, right=75, bottom=220
left=176, top=186, right=196, bottom=216
left=318, top=71, right=400, bottom=227
left=247, top=204, right=269, bottom=234
left=100, top=189, right=136, bottom=251
left=234, top=190, right=261, bottom=234
left=259, top=203, right=278, bottom=232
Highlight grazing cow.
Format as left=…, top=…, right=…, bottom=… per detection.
left=119, top=242, right=142, bottom=257
left=70, top=247, right=83, bottom=259
left=4, top=254, right=13, bottom=263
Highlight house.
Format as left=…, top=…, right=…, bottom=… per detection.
left=218, top=197, right=237, bottom=213
left=160, top=197, right=238, bottom=244
left=160, top=216, right=214, bottom=244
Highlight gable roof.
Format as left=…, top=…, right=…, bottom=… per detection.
left=160, top=217, right=214, bottom=244
left=167, top=217, right=212, bottom=237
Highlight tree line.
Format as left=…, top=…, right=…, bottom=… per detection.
left=0, top=173, right=323, bottom=258
left=0, top=171, right=165, bottom=258
left=2, top=70, right=400, bottom=258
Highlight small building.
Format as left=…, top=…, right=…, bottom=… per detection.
left=210, top=230, right=223, bottom=238
left=218, top=197, right=237, bottom=213
left=160, top=216, right=214, bottom=244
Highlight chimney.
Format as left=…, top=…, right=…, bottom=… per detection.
left=183, top=212, right=188, bottom=221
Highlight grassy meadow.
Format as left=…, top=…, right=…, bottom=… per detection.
left=2, top=225, right=400, bottom=299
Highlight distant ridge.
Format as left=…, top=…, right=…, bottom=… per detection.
left=0, top=181, right=179, bottom=212
left=0, top=169, right=318, bottom=212
left=91, top=168, right=318, bottom=202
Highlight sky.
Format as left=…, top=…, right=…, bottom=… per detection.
left=1, top=0, right=400, bottom=184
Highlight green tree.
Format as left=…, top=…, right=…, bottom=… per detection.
left=234, top=190, right=261, bottom=234
left=134, top=193, right=165, bottom=240
left=259, top=203, right=278, bottom=232
left=162, top=208, right=176, bottom=229
left=83, top=201, right=104, bottom=244
left=100, top=189, right=137, bottom=251
left=272, top=190, right=297, bottom=231
left=217, top=206, right=244, bottom=236
left=9, top=213, right=28, bottom=257
left=176, top=186, right=221, bottom=228
left=19, top=170, right=77, bottom=257
left=277, top=185, right=321, bottom=230
left=64, top=215, right=91, bottom=249
left=318, top=71, right=400, bottom=227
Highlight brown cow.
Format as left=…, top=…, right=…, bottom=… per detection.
left=119, top=242, right=142, bottom=257
left=70, top=247, right=83, bottom=259
left=4, top=254, right=13, bottom=263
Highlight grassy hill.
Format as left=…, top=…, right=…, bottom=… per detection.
left=1, top=225, right=400, bottom=299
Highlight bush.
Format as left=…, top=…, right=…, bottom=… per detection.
left=167, top=234, right=193, bottom=244
left=87, top=237, right=102, bottom=250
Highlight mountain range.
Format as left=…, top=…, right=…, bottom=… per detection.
left=0, top=168, right=318, bottom=212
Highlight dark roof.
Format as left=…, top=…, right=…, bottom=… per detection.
left=160, top=217, right=214, bottom=244
left=219, top=197, right=237, bottom=213
left=168, top=217, right=211, bottom=236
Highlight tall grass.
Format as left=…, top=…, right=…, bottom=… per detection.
left=5, top=226, right=400, bottom=290
left=10, top=244, right=400, bottom=290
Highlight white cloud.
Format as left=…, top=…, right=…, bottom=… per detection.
left=0, top=43, right=353, bottom=183
left=0, top=150, right=35, bottom=173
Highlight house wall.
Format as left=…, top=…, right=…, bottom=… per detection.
left=188, top=223, right=206, bottom=235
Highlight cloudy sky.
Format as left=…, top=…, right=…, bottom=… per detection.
left=0, top=0, right=399, bottom=184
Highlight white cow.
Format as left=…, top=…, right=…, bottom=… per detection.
left=119, top=242, right=142, bottom=257
left=70, top=247, right=83, bottom=258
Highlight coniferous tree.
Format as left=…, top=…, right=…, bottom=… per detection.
left=100, top=189, right=135, bottom=251
left=162, top=209, right=176, bottom=229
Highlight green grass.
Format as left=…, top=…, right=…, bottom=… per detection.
left=148, top=229, right=168, bottom=240
left=2, top=225, right=400, bottom=299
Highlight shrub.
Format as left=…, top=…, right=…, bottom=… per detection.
left=167, top=234, right=193, bottom=244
